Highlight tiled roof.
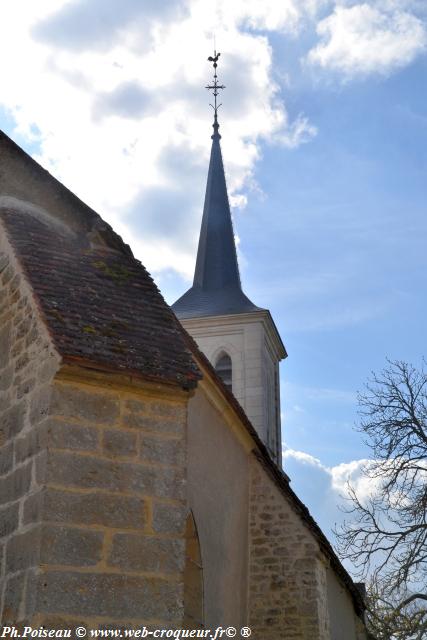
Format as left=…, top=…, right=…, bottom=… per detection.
left=0, top=206, right=201, bottom=389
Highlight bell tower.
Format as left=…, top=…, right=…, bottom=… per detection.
left=172, top=52, right=286, bottom=465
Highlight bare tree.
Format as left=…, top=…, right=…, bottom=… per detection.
left=365, top=577, right=427, bottom=640
left=336, top=360, right=427, bottom=633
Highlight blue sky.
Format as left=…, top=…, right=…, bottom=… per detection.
left=0, top=0, right=426, bottom=545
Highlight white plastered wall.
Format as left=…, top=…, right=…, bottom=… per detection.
left=181, top=310, right=285, bottom=464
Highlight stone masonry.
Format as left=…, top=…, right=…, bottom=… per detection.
left=31, top=377, right=188, bottom=630
left=0, top=236, right=189, bottom=629
left=0, top=240, right=60, bottom=624
left=249, top=456, right=330, bottom=640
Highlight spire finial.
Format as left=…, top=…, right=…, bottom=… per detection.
left=206, top=50, right=225, bottom=139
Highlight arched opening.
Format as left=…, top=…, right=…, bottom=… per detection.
left=215, top=352, right=232, bottom=391
left=183, top=511, right=204, bottom=628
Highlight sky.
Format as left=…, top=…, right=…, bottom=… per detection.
left=0, top=0, right=426, bottom=565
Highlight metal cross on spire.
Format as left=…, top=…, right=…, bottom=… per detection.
left=206, top=50, right=225, bottom=138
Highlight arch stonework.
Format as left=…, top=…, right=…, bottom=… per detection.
left=183, top=511, right=204, bottom=629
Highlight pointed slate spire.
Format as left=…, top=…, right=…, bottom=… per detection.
left=172, top=53, right=260, bottom=320
left=193, top=114, right=241, bottom=291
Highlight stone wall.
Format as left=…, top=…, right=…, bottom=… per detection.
left=248, top=457, right=330, bottom=640
left=0, top=239, right=60, bottom=623
left=29, top=378, right=188, bottom=630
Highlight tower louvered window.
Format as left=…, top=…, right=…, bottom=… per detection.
left=215, top=353, right=232, bottom=391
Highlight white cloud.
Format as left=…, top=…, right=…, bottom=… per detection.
left=0, top=0, right=316, bottom=280
left=226, top=0, right=302, bottom=33
left=283, top=447, right=326, bottom=469
left=2, top=0, right=423, bottom=285
left=274, top=113, right=318, bottom=148
left=220, top=0, right=328, bottom=35
left=283, top=445, right=378, bottom=503
left=329, top=458, right=379, bottom=501
left=307, top=3, right=427, bottom=78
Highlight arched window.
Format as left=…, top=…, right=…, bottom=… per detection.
left=215, top=353, right=232, bottom=391
left=183, top=512, right=204, bottom=629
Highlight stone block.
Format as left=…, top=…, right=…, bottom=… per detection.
left=2, top=572, right=25, bottom=623
left=37, top=571, right=183, bottom=620
left=152, top=502, right=186, bottom=535
left=140, top=435, right=184, bottom=466
left=40, top=525, right=104, bottom=567
left=0, top=502, right=19, bottom=538
left=24, top=568, right=38, bottom=620
left=0, top=391, right=11, bottom=413
left=23, top=490, right=44, bottom=525
left=0, top=401, right=27, bottom=445
left=109, top=533, right=184, bottom=573
left=122, top=413, right=183, bottom=436
left=0, top=440, right=13, bottom=475
left=11, top=337, right=24, bottom=359
left=51, top=384, right=119, bottom=425
left=25, top=325, right=39, bottom=349
left=48, top=419, right=99, bottom=452
left=44, top=488, right=146, bottom=529
left=29, top=385, right=51, bottom=426
left=8, top=289, right=20, bottom=310
left=16, top=293, right=27, bottom=310
left=148, top=402, right=186, bottom=420
left=0, top=308, right=13, bottom=326
left=15, top=352, right=29, bottom=372
left=0, top=253, right=9, bottom=274
left=103, top=429, right=137, bottom=457
left=45, top=451, right=185, bottom=499
left=17, top=377, right=36, bottom=399
left=38, top=357, right=59, bottom=385
left=15, top=317, right=31, bottom=341
left=124, top=398, right=185, bottom=421
left=34, top=450, right=48, bottom=486
left=0, top=321, right=11, bottom=369
left=0, top=365, right=13, bottom=391
left=124, top=398, right=152, bottom=414
left=0, top=461, right=32, bottom=504
left=6, top=527, right=41, bottom=573
left=0, top=263, right=13, bottom=286
left=15, top=423, right=48, bottom=463
left=13, top=308, right=24, bottom=328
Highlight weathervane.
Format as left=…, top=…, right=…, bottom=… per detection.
left=206, top=50, right=225, bottom=137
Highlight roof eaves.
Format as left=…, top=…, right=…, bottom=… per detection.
left=61, top=353, right=199, bottom=391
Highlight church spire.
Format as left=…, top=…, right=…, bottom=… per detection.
left=206, top=51, right=224, bottom=141
left=172, top=52, right=260, bottom=319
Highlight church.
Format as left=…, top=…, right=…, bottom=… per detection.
left=0, top=55, right=368, bottom=639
